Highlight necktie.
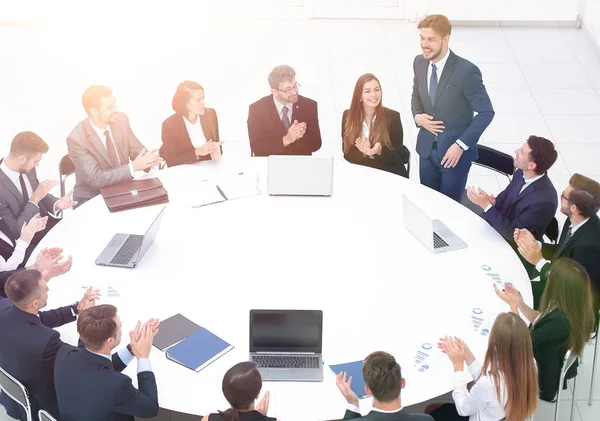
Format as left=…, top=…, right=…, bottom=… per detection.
left=104, top=130, right=119, bottom=168
left=557, top=226, right=573, bottom=255
left=506, top=177, right=526, bottom=215
left=281, top=106, right=291, bottom=131
left=429, top=63, right=438, bottom=105
left=19, top=174, right=29, bottom=204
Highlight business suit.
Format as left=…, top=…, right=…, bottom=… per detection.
left=483, top=169, right=557, bottom=241
left=0, top=161, right=58, bottom=240
left=0, top=269, right=20, bottom=298
left=67, top=113, right=146, bottom=204
left=54, top=345, right=158, bottom=421
left=160, top=110, right=221, bottom=167
left=411, top=50, right=494, bottom=201
left=0, top=218, right=16, bottom=262
left=248, top=94, right=322, bottom=156
left=341, top=108, right=408, bottom=178
left=344, top=409, right=433, bottom=421
left=0, top=298, right=75, bottom=421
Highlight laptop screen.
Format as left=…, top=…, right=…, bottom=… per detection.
left=136, top=206, right=166, bottom=262
left=249, top=310, right=323, bottom=353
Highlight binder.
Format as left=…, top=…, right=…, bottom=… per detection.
left=166, top=327, right=234, bottom=372
left=329, top=361, right=370, bottom=398
left=152, top=314, right=202, bottom=351
left=100, top=178, right=169, bottom=212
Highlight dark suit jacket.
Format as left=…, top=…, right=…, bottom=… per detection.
left=341, top=108, right=408, bottom=178
left=344, top=409, right=433, bottom=421
left=0, top=268, right=20, bottom=298
left=66, top=113, right=146, bottom=204
left=160, top=110, right=221, bottom=167
left=411, top=50, right=495, bottom=162
left=483, top=170, right=557, bottom=241
left=247, top=94, right=322, bottom=156
left=0, top=161, right=58, bottom=239
left=0, top=298, right=75, bottom=421
left=54, top=345, right=158, bottom=421
left=0, top=218, right=16, bottom=261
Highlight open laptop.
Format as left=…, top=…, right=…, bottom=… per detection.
left=249, top=309, right=323, bottom=381
left=267, top=156, right=333, bottom=196
left=402, top=195, right=467, bottom=254
left=95, top=206, right=165, bottom=268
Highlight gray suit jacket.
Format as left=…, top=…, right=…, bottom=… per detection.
left=0, top=162, right=58, bottom=239
left=67, top=113, right=145, bottom=203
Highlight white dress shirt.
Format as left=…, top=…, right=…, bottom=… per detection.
left=273, top=97, right=293, bottom=122
left=183, top=115, right=207, bottom=148
left=89, top=348, right=152, bottom=374
left=0, top=229, right=27, bottom=271
left=484, top=173, right=545, bottom=213
left=535, top=217, right=591, bottom=272
left=88, top=118, right=135, bottom=176
left=347, top=403, right=403, bottom=414
left=453, top=360, right=507, bottom=421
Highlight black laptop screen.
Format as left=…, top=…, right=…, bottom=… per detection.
left=250, top=310, right=323, bottom=353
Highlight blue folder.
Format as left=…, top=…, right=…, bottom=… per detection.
left=329, top=361, right=370, bottom=398
left=166, top=327, right=234, bottom=372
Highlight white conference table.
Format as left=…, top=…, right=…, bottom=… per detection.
left=37, top=156, right=532, bottom=421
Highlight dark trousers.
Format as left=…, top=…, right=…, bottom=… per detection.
left=419, top=144, right=471, bottom=202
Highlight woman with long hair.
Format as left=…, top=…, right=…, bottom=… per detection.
left=341, top=73, right=408, bottom=178
left=428, top=312, right=539, bottom=421
left=201, top=362, right=276, bottom=421
left=160, top=80, right=222, bottom=167
left=496, top=257, right=595, bottom=401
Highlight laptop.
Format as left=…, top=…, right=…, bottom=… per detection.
left=95, top=206, right=166, bottom=268
left=267, top=156, right=333, bottom=196
left=402, top=195, right=467, bottom=254
left=249, top=309, right=323, bottom=381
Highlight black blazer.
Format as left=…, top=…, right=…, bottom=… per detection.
left=341, top=108, right=408, bottom=178
left=247, top=94, right=322, bottom=156
left=160, top=110, right=221, bottom=167
left=482, top=169, right=557, bottom=241
left=54, top=345, right=158, bottom=421
left=0, top=268, right=20, bottom=297
left=0, top=217, right=16, bottom=261
left=344, top=409, right=433, bottom=421
left=531, top=309, right=570, bottom=402
left=0, top=298, right=75, bottom=421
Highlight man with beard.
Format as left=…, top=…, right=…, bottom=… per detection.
left=411, top=14, right=495, bottom=202
left=66, top=85, right=162, bottom=205
left=515, top=173, right=600, bottom=308
left=247, top=65, right=322, bottom=156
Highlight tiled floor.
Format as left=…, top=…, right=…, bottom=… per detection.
left=1, top=18, right=600, bottom=421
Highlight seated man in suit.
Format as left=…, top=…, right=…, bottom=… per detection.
left=467, top=135, right=558, bottom=241
left=67, top=85, right=163, bottom=205
left=247, top=65, right=322, bottom=156
left=515, top=173, right=600, bottom=308
left=54, top=304, right=159, bottom=421
left=0, top=270, right=99, bottom=421
left=335, top=351, right=433, bottom=421
left=0, top=132, right=77, bottom=241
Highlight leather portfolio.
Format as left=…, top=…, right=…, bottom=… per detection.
left=100, top=178, right=169, bottom=212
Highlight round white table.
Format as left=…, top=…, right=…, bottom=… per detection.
left=38, top=156, right=532, bottom=421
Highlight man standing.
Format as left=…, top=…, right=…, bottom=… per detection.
left=411, top=14, right=495, bottom=201
left=248, top=65, right=322, bottom=156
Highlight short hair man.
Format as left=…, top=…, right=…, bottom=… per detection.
left=247, top=65, right=322, bottom=156
left=335, top=351, right=433, bottom=420
left=54, top=304, right=159, bottom=421
left=468, top=135, right=558, bottom=241
left=0, top=270, right=98, bottom=421
left=67, top=85, right=162, bottom=205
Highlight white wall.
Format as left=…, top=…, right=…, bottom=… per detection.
left=583, top=0, right=600, bottom=51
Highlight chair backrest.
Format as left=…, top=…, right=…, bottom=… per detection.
left=0, top=366, right=32, bottom=421
left=544, top=217, right=559, bottom=244
left=474, top=145, right=515, bottom=179
left=38, top=409, right=58, bottom=421
left=402, top=145, right=411, bottom=176
left=58, top=154, right=75, bottom=197
left=558, top=349, right=579, bottom=395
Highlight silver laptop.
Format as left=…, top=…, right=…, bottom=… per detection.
left=95, top=206, right=165, bottom=268
left=249, top=309, right=323, bottom=382
left=267, top=156, right=333, bottom=196
left=402, top=195, right=467, bottom=253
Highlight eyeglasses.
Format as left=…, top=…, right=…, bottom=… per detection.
left=561, top=193, right=573, bottom=203
left=273, top=83, right=301, bottom=94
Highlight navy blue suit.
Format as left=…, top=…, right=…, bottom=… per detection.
left=0, top=298, right=75, bottom=421
left=54, top=345, right=158, bottom=421
left=411, top=50, right=495, bottom=201
left=482, top=169, right=558, bottom=241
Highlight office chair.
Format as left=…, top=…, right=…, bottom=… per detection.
left=402, top=145, right=411, bottom=177
left=553, top=350, right=578, bottom=421
left=38, top=409, right=58, bottom=421
left=473, top=144, right=515, bottom=180
left=58, top=154, right=75, bottom=198
left=589, top=309, right=600, bottom=405
left=0, top=366, right=32, bottom=421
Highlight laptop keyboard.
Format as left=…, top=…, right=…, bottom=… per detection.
left=252, top=355, right=320, bottom=369
left=433, top=232, right=449, bottom=249
left=110, top=235, right=144, bottom=265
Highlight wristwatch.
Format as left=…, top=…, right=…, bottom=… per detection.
left=127, top=344, right=134, bottom=355
left=71, top=301, right=80, bottom=315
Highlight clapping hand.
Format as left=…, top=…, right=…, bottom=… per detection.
left=438, top=336, right=466, bottom=370
left=77, top=286, right=101, bottom=312
left=55, top=189, right=78, bottom=211
left=256, top=391, right=270, bottom=416
left=335, top=371, right=359, bottom=406
left=466, top=186, right=492, bottom=209
left=129, top=318, right=159, bottom=359
left=494, top=283, right=523, bottom=312
left=514, top=229, right=543, bottom=265
left=19, top=214, right=48, bottom=244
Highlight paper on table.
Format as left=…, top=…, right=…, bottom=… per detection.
left=190, top=182, right=227, bottom=208
left=217, top=173, right=261, bottom=201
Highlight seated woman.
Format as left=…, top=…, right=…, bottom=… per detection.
left=0, top=215, right=46, bottom=271
left=428, top=312, right=538, bottom=421
left=341, top=73, right=408, bottom=178
left=160, top=81, right=222, bottom=167
left=202, top=361, right=276, bottom=421
left=495, top=257, right=595, bottom=402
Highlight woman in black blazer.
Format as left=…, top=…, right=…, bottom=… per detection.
left=160, top=81, right=222, bottom=167
left=342, top=73, right=408, bottom=178
left=495, top=258, right=595, bottom=401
